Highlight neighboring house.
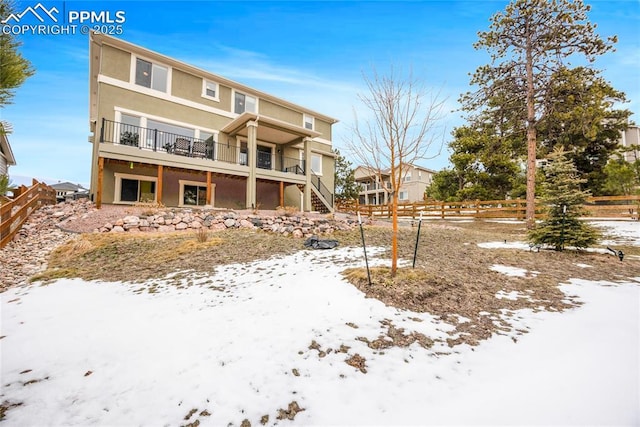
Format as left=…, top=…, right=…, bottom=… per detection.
left=0, top=122, right=17, bottom=177
left=89, top=33, right=337, bottom=212
left=354, top=164, right=436, bottom=205
left=51, top=182, right=89, bottom=202
left=619, top=124, right=640, bottom=163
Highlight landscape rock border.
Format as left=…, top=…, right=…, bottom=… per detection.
left=92, top=208, right=357, bottom=238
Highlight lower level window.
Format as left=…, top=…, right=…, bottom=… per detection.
left=399, top=191, right=408, bottom=201
left=115, top=173, right=157, bottom=203
left=179, top=180, right=209, bottom=206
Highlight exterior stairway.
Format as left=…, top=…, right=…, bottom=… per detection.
left=296, top=178, right=333, bottom=213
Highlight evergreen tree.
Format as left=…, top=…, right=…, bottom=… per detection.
left=0, top=174, right=15, bottom=197
left=463, top=0, right=617, bottom=227
left=528, top=147, right=600, bottom=250
left=0, top=0, right=35, bottom=106
left=602, top=154, right=640, bottom=196
left=333, top=149, right=359, bottom=200
left=425, top=169, right=460, bottom=201
left=537, top=67, right=630, bottom=194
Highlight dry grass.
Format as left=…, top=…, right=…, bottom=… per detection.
left=36, top=229, right=298, bottom=284
left=32, top=220, right=640, bottom=345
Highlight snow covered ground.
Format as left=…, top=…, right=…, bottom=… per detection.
left=1, top=222, right=639, bottom=426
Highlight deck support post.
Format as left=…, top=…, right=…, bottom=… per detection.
left=157, top=165, right=163, bottom=204
left=245, top=120, right=258, bottom=209
left=303, top=137, right=312, bottom=212
left=96, top=157, right=104, bottom=209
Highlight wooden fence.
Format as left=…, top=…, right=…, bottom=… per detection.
left=0, top=179, right=57, bottom=249
left=336, top=195, right=640, bottom=221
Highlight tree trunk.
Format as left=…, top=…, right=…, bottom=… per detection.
left=391, top=192, right=398, bottom=275
left=526, top=125, right=537, bottom=229
left=525, top=23, right=537, bottom=229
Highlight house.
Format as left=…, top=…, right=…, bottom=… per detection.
left=51, top=182, right=89, bottom=202
left=88, top=33, right=337, bottom=212
left=0, top=122, right=16, bottom=177
left=619, top=124, right=640, bottom=163
left=354, top=164, right=436, bottom=205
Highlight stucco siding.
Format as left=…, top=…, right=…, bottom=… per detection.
left=100, top=45, right=131, bottom=82
left=314, top=119, right=332, bottom=141
left=98, top=84, right=231, bottom=131
left=171, top=69, right=204, bottom=104
left=259, top=99, right=303, bottom=127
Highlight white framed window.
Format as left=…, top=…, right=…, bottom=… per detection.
left=399, top=191, right=409, bottom=201
left=234, top=91, right=257, bottom=114
left=303, top=114, right=314, bottom=130
left=114, top=108, right=217, bottom=154
left=404, top=173, right=412, bottom=182
left=179, top=180, right=212, bottom=207
left=114, top=173, right=157, bottom=204
left=202, top=80, right=219, bottom=101
left=117, top=113, right=142, bottom=146
left=134, top=57, right=168, bottom=93
left=311, top=153, right=322, bottom=175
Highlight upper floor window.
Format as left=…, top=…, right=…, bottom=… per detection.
left=404, top=173, right=412, bottom=182
left=304, top=114, right=314, bottom=130
left=202, top=80, right=219, bottom=100
left=135, top=58, right=168, bottom=92
left=311, top=154, right=322, bottom=175
left=234, top=92, right=256, bottom=114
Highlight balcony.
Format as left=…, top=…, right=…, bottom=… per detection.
left=100, top=119, right=304, bottom=175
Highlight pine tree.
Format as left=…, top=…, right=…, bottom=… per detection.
left=463, top=0, right=617, bottom=228
left=0, top=0, right=35, bottom=106
left=0, top=174, right=15, bottom=197
left=333, top=149, right=359, bottom=200
left=528, top=147, right=600, bottom=250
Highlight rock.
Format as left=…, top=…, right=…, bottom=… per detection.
left=123, top=215, right=139, bottom=224
left=175, top=222, right=188, bottom=230
left=239, top=219, right=254, bottom=228
left=112, top=226, right=125, bottom=232
left=224, top=218, right=236, bottom=228
left=210, top=223, right=226, bottom=231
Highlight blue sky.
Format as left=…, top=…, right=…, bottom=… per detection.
left=1, top=0, right=638, bottom=187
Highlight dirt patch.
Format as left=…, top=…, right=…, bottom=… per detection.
left=340, top=224, right=640, bottom=346
left=356, top=319, right=434, bottom=350
left=276, top=401, right=305, bottom=421
left=345, top=353, right=368, bottom=373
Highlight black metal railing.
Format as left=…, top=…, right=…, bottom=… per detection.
left=100, top=119, right=306, bottom=176
left=311, top=171, right=334, bottom=206
left=255, top=150, right=305, bottom=175
left=100, top=119, right=240, bottom=164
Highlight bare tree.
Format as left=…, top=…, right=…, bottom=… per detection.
left=347, top=66, right=446, bottom=275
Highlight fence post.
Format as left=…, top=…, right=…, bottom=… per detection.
left=440, top=201, right=445, bottom=219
